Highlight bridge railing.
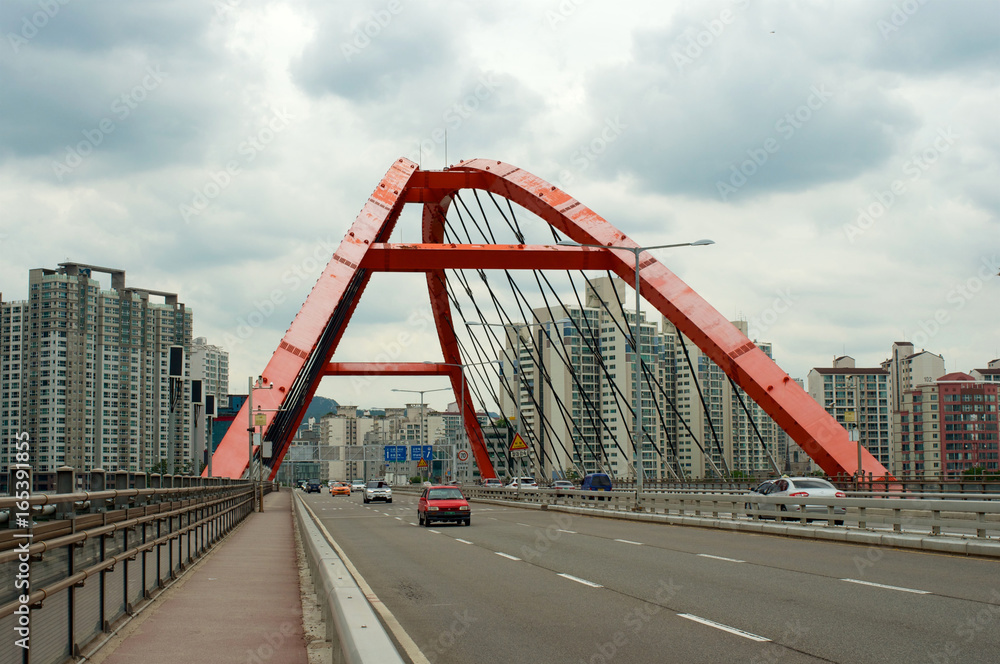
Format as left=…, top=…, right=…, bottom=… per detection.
left=463, top=487, right=1000, bottom=540
left=0, top=470, right=261, bottom=664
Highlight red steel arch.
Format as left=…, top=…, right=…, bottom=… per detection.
left=207, top=157, right=890, bottom=481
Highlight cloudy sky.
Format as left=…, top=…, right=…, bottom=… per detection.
left=2, top=0, right=998, bottom=412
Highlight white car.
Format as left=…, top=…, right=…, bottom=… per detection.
left=747, top=476, right=845, bottom=523
left=364, top=480, right=392, bottom=504
left=506, top=476, right=538, bottom=489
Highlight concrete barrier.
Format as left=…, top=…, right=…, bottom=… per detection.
left=293, top=493, right=406, bottom=664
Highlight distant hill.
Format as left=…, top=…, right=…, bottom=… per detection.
left=303, top=396, right=340, bottom=424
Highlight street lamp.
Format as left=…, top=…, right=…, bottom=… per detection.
left=392, top=387, right=451, bottom=481
left=557, top=239, right=714, bottom=497
left=248, top=376, right=272, bottom=512
left=423, top=359, right=502, bottom=482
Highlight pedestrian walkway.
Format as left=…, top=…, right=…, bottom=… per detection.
left=95, top=488, right=310, bottom=664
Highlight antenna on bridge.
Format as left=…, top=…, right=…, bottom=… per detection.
left=444, top=129, right=448, bottom=167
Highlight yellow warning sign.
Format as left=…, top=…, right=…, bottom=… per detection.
left=254, top=413, right=267, bottom=427
left=417, top=459, right=428, bottom=468
left=509, top=434, right=528, bottom=451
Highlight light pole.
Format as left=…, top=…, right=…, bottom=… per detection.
left=558, top=239, right=714, bottom=498
left=393, top=387, right=450, bottom=481
left=248, top=376, right=281, bottom=512
left=423, top=359, right=502, bottom=483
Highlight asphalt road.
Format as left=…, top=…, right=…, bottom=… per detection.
left=303, top=490, right=1000, bottom=664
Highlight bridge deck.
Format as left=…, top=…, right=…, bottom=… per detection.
left=95, top=489, right=310, bottom=664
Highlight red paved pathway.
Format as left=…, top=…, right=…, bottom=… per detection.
left=98, top=488, right=309, bottom=664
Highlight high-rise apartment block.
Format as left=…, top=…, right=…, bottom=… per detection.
left=1, top=263, right=194, bottom=473
left=881, top=341, right=945, bottom=411
left=895, top=373, right=998, bottom=477
left=807, top=356, right=892, bottom=474
left=494, top=277, right=784, bottom=481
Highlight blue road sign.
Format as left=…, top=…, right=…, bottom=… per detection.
left=423, top=445, right=434, bottom=461
left=384, top=446, right=395, bottom=462
left=411, top=446, right=422, bottom=462
left=396, top=445, right=407, bottom=461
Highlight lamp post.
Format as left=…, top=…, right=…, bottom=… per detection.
left=248, top=376, right=274, bottom=512
left=423, top=359, right=502, bottom=483
left=557, top=239, right=714, bottom=498
left=393, top=387, right=450, bottom=481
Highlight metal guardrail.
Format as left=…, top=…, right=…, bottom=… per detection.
left=0, top=473, right=260, bottom=664
left=460, top=487, right=1000, bottom=541
left=293, top=493, right=405, bottom=664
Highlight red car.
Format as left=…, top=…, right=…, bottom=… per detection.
left=418, top=485, right=471, bottom=527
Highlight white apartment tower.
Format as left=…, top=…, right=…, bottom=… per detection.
left=495, top=277, right=781, bottom=481
left=881, top=341, right=945, bottom=411
left=0, top=263, right=193, bottom=473
left=807, top=356, right=892, bottom=475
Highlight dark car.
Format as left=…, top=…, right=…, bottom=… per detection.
left=418, top=485, right=471, bottom=527
left=581, top=473, right=612, bottom=491
left=305, top=479, right=322, bottom=494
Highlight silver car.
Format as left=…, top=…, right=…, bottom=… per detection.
left=747, top=477, right=845, bottom=523
left=364, top=480, right=393, bottom=504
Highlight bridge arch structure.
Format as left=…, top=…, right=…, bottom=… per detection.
left=206, top=157, right=891, bottom=482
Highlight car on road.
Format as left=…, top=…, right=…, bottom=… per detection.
left=746, top=476, right=845, bottom=523
left=305, top=479, right=322, bottom=494
left=549, top=480, right=576, bottom=496
left=418, top=485, right=471, bottom=527
left=481, top=478, right=503, bottom=489
left=330, top=482, right=351, bottom=497
left=506, top=476, right=538, bottom=489
left=364, top=480, right=392, bottom=503
left=349, top=479, right=366, bottom=494
left=581, top=473, right=612, bottom=491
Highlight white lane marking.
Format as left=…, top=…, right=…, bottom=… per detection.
left=615, top=539, right=643, bottom=545
left=517, top=523, right=533, bottom=528
left=697, top=554, right=745, bottom=563
left=840, top=579, right=930, bottom=594
left=409, top=523, right=418, bottom=526
left=395, top=517, right=402, bottom=521
left=428, top=529, right=441, bottom=534
left=495, top=552, right=521, bottom=561
left=455, top=539, right=473, bottom=545
left=557, top=529, right=577, bottom=534
left=558, top=573, right=602, bottom=588
left=678, top=614, right=770, bottom=642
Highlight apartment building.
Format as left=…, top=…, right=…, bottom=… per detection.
left=807, top=356, right=892, bottom=474
left=1, top=263, right=193, bottom=473
left=895, top=373, right=999, bottom=477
